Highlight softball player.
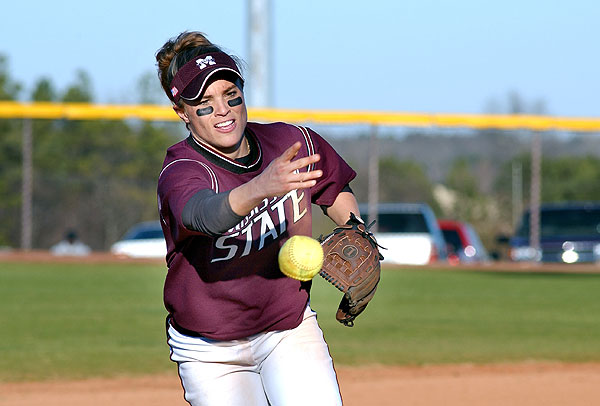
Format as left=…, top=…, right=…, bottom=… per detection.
left=155, top=31, right=361, bottom=406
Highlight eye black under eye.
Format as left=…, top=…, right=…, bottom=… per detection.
left=228, top=97, right=243, bottom=107
left=196, top=106, right=214, bottom=116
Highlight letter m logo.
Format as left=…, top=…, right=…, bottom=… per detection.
left=196, top=56, right=216, bottom=70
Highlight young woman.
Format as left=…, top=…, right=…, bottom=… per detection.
left=155, top=31, right=361, bottom=406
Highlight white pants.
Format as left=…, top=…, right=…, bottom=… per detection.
left=167, top=306, right=342, bottom=406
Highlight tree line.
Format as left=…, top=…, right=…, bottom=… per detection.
left=0, top=56, right=179, bottom=249
left=1, top=55, right=600, bottom=253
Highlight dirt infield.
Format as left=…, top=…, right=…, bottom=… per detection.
left=2, top=362, right=600, bottom=406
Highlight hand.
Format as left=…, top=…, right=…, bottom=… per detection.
left=253, top=142, right=322, bottom=197
left=229, top=142, right=322, bottom=216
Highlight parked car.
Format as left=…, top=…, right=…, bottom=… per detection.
left=359, top=203, right=447, bottom=265
left=509, top=202, right=600, bottom=263
left=438, top=219, right=490, bottom=265
left=110, top=221, right=166, bottom=259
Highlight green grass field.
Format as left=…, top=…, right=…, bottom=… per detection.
left=1, top=261, right=600, bottom=382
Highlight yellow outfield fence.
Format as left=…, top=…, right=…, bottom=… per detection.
left=1, top=101, right=600, bottom=132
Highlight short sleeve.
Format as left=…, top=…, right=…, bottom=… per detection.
left=304, top=127, right=356, bottom=207
left=158, top=160, right=217, bottom=241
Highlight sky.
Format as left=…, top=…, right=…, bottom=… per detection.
left=1, top=0, right=598, bottom=117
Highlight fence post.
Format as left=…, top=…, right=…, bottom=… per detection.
left=21, top=118, right=33, bottom=250
left=529, top=130, right=542, bottom=260
left=247, top=0, right=272, bottom=107
left=367, top=125, right=379, bottom=232
left=512, top=161, right=523, bottom=229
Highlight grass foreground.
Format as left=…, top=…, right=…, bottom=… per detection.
left=1, top=261, right=599, bottom=381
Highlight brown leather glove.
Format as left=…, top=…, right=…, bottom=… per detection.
left=318, top=213, right=383, bottom=327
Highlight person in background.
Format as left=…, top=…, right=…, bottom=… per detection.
left=50, top=230, right=91, bottom=256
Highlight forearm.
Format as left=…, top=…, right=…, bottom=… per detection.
left=324, top=191, right=361, bottom=226
left=182, top=179, right=277, bottom=235
left=228, top=178, right=268, bottom=216
left=182, top=190, right=244, bottom=235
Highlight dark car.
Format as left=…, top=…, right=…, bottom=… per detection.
left=359, top=203, right=447, bottom=265
left=438, top=219, right=490, bottom=265
left=509, top=202, right=600, bottom=263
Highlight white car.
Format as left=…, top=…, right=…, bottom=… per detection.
left=360, top=203, right=448, bottom=265
left=374, top=233, right=440, bottom=265
left=110, top=221, right=167, bottom=259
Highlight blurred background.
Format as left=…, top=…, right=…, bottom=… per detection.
left=1, top=0, right=599, bottom=264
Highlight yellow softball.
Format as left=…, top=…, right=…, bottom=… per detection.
left=278, top=235, right=324, bottom=282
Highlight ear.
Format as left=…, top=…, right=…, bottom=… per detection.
left=173, top=104, right=190, bottom=124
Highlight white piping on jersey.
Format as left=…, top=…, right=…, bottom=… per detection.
left=158, top=159, right=219, bottom=193
left=190, top=135, right=261, bottom=170
left=293, top=125, right=316, bottom=172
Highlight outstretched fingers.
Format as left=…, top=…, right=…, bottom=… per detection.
left=288, top=149, right=322, bottom=188
left=293, top=166, right=322, bottom=186
left=290, top=153, right=320, bottom=171
left=254, top=142, right=324, bottom=197
left=279, top=141, right=303, bottom=162
left=278, top=142, right=320, bottom=167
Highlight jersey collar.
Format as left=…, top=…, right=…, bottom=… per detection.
left=186, top=129, right=262, bottom=174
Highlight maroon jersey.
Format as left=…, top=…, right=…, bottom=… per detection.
left=157, top=122, right=356, bottom=340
